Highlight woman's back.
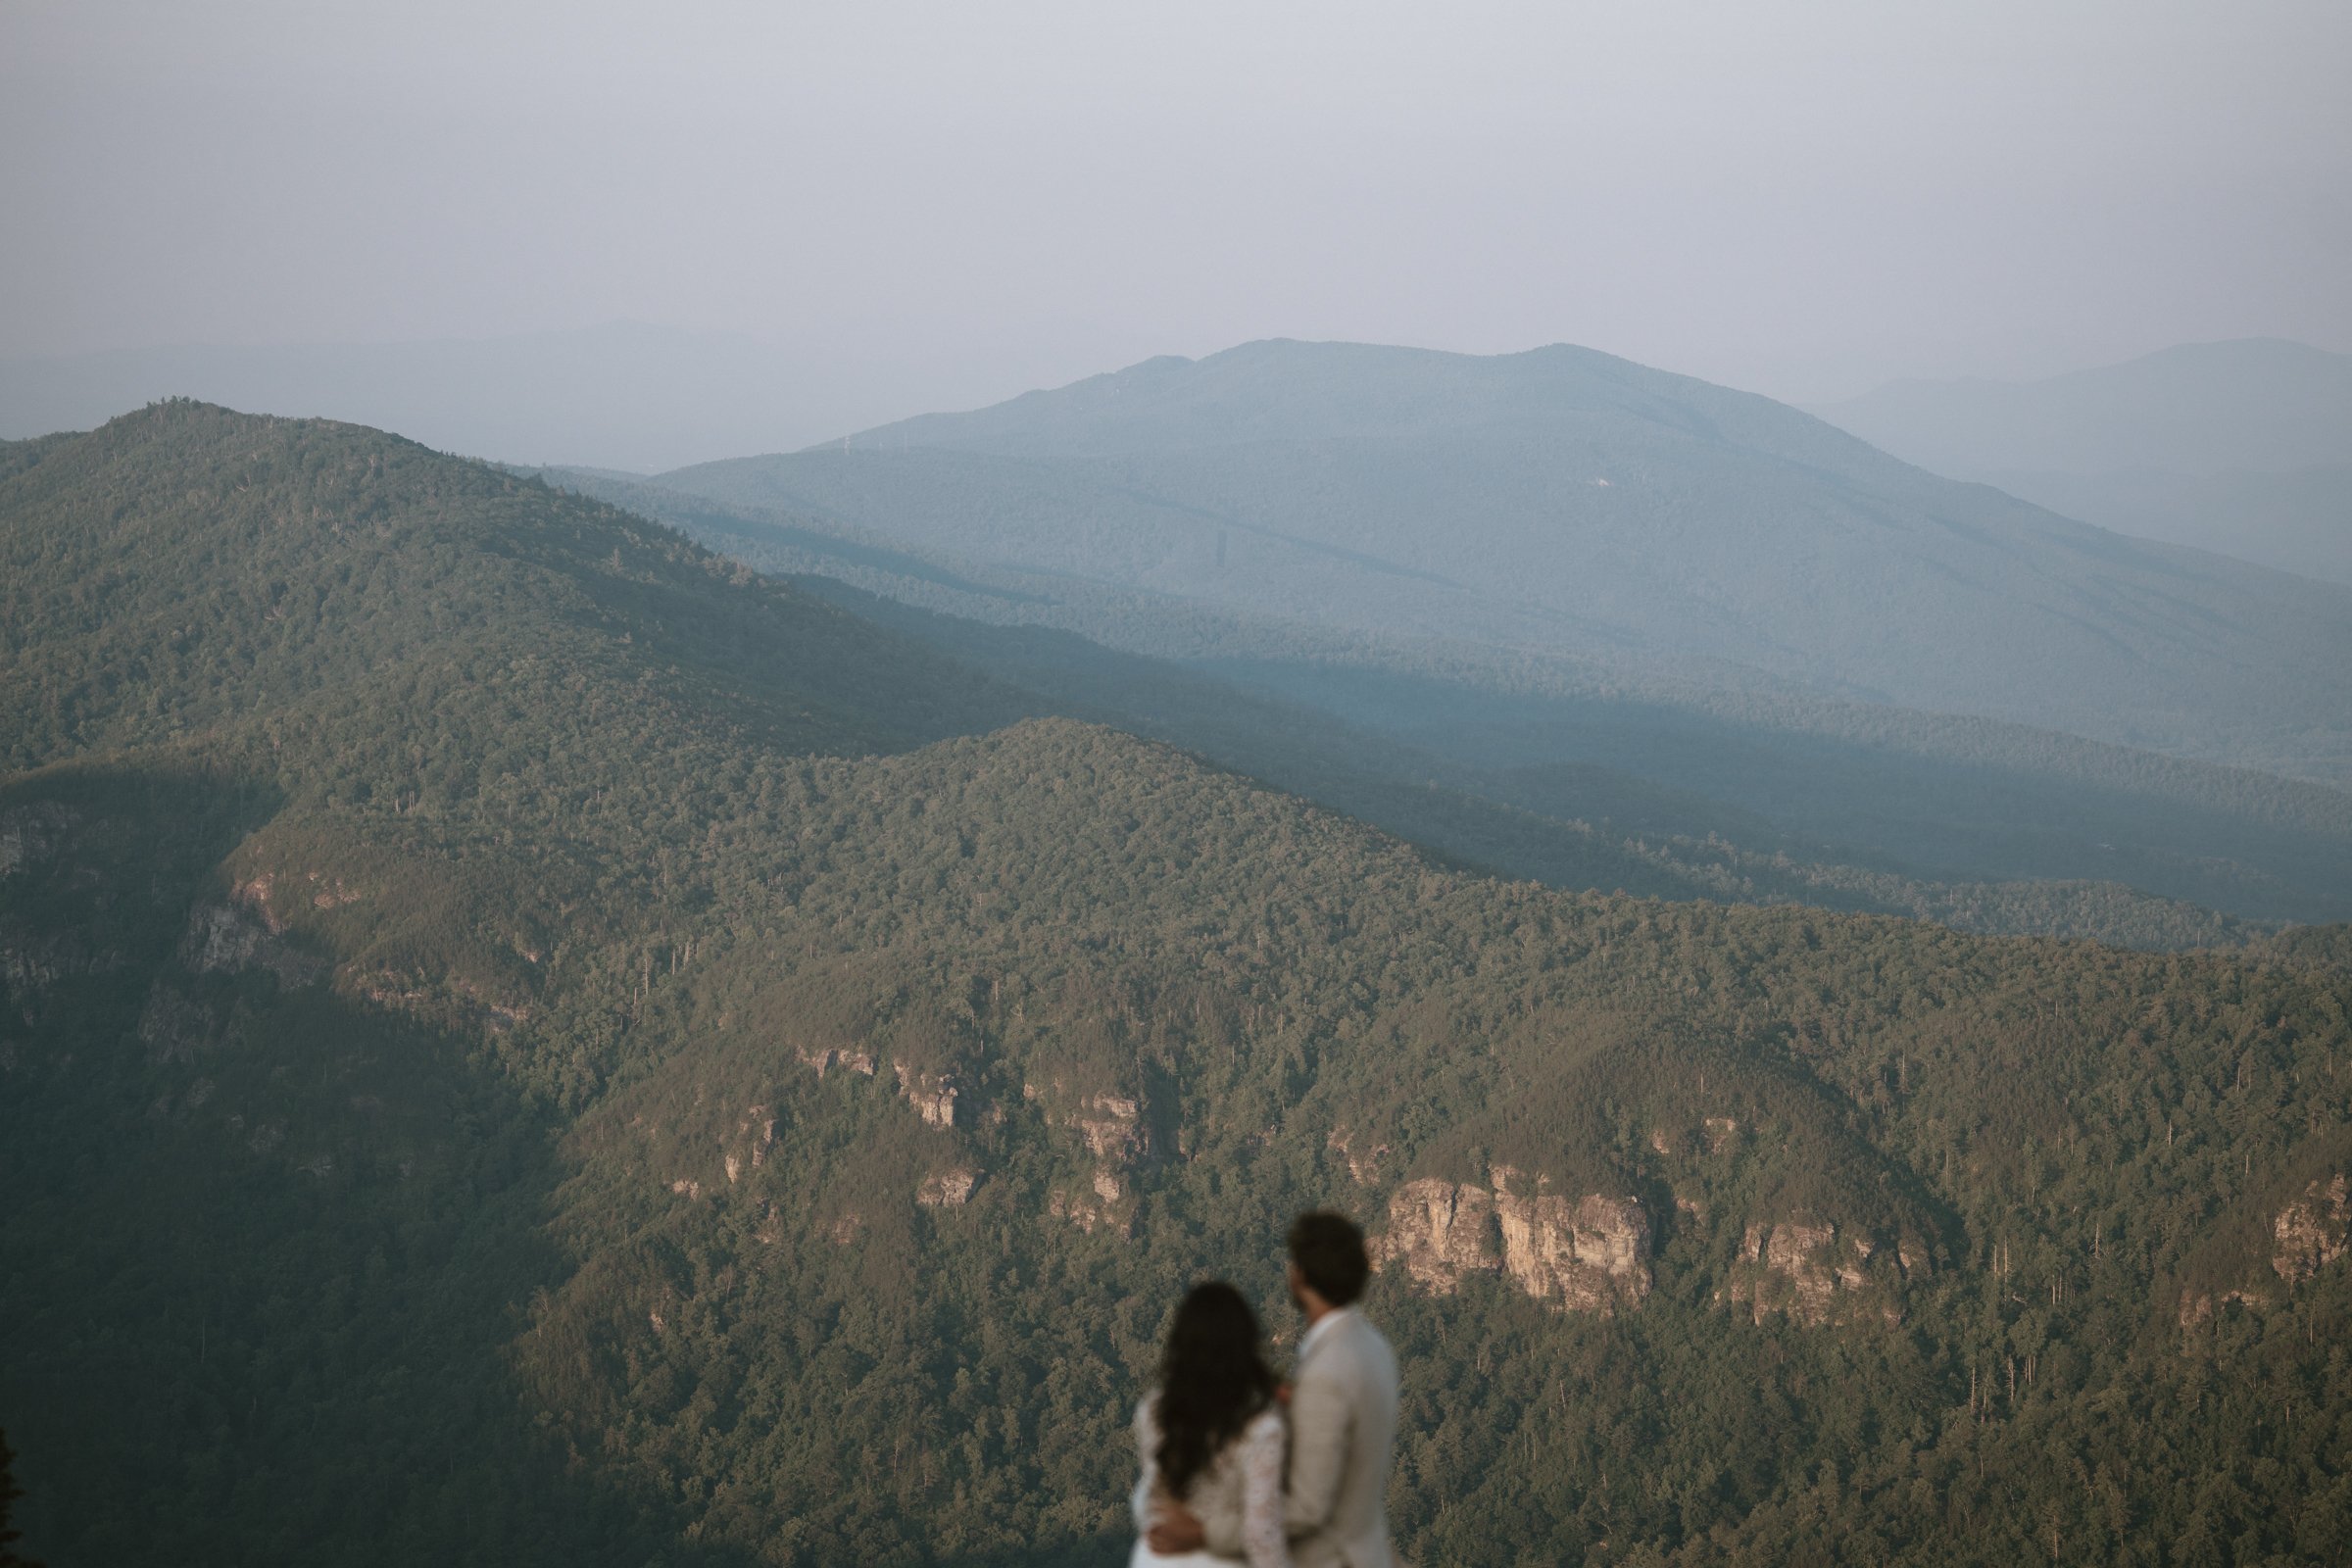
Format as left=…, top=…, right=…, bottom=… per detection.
left=1130, top=1393, right=1288, bottom=1568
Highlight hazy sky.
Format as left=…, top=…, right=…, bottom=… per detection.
left=6, top=0, right=2349, bottom=414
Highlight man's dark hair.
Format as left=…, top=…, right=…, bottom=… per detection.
left=1288, top=1210, right=1370, bottom=1305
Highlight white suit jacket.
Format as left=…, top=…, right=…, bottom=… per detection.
left=1209, top=1307, right=1399, bottom=1568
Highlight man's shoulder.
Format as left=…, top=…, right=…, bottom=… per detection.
left=1328, top=1311, right=1399, bottom=1398
left=1305, top=1310, right=1393, bottom=1373
left=1337, top=1308, right=1393, bottom=1352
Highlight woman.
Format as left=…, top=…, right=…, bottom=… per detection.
left=1130, top=1281, right=1290, bottom=1567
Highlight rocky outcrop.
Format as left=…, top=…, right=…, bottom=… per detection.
left=2272, top=1174, right=2348, bottom=1285
left=1376, top=1179, right=1498, bottom=1287
left=1026, top=1081, right=1147, bottom=1213
left=798, top=1045, right=875, bottom=1077
left=919, top=1168, right=981, bottom=1206
left=893, top=1062, right=958, bottom=1128
left=2178, top=1288, right=2270, bottom=1328
left=2180, top=1174, right=2347, bottom=1327
left=299, top=870, right=361, bottom=908
left=1494, top=1180, right=1653, bottom=1314
left=1048, top=1186, right=1128, bottom=1237
left=1729, top=1220, right=1915, bottom=1326
left=179, top=897, right=321, bottom=987
left=1373, top=1171, right=1651, bottom=1314
left=1328, top=1127, right=1391, bottom=1185
left=1072, top=1093, right=1143, bottom=1160
left=0, top=802, right=74, bottom=878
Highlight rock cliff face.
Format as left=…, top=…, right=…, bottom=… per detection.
left=179, top=894, right=321, bottom=987
left=1070, top=1092, right=1144, bottom=1161
left=1022, top=1079, right=1148, bottom=1231
left=2272, top=1174, right=2349, bottom=1284
left=918, top=1167, right=980, bottom=1207
left=0, top=801, right=74, bottom=878
left=2180, top=1172, right=2349, bottom=1326
left=1728, top=1220, right=1917, bottom=1326
left=893, top=1062, right=958, bottom=1128
left=1373, top=1171, right=1651, bottom=1314
left=796, top=1045, right=875, bottom=1078
left=1048, top=1186, right=1127, bottom=1236
left=722, top=1104, right=775, bottom=1184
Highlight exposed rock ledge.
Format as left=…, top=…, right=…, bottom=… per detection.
left=2180, top=1173, right=2348, bottom=1327
left=1049, top=1186, right=1129, bottom=1237
left=893, top=1063, right=958, bottom=1128
left=2272, top=1174, right=2348, bottom=1284
left=797, top=1046, right=876, bottom=1078
left=918, top=1167, right=980, bottom=1206
left=1373, top=1170, right=1651, bottom=1315
left=1728, top=1220, right=1919, bottom=1326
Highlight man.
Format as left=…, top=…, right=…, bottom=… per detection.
left=1150, top=1211, right=1400, bottom=1568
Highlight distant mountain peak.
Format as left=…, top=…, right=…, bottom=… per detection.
left=1813, top=337, right=2352, bottom=479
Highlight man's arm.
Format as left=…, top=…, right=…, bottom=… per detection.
left=1150, top=1497, right=1211, bottom=1557
left=1151, top=1488, right=1251, bottom=1557
left=1283, top=1357, right=1353, bottom=1537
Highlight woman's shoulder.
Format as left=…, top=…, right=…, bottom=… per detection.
left=1242, top=1403, right=1286, bottom=1442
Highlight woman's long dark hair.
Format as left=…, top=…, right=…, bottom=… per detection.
left=1155, top=1281, right=1278, bottom=1499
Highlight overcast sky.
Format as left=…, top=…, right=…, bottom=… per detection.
left=5, top=0, right=2348, bottom=419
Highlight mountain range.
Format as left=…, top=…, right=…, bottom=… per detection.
left=543, top=464, right=2352, bottom=939
left=1814, top=339, right=2352, bottom=586
left=3, top=402, right=2349, bottom=1565
left=650, top=339, right=2352, bottom=789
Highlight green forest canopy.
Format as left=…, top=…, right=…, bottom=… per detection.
left=2, top=403, right=2348, bottom=1566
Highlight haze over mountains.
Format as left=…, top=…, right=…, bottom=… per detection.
left=1815, top=339, right=2352, bottom=586
left=651, top=338, right=2352, bottom=787
left=545, top=463, right=2352, bottom=942
left=7, top=403, right=2351, bottom=1566
left=0, top=323, right=915, bottom=472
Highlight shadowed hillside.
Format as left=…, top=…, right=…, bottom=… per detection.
left=548, top=464, right=2352, bottom=937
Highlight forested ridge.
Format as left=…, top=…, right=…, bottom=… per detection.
left=3, top=404, right=2350, bottom=1565
left=653, top=339, right=2352, bottom=787
left=542, top=465, right=2352, bottom=940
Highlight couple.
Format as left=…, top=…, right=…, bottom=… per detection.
left=1130, top=1211, right=1398, bottom=1568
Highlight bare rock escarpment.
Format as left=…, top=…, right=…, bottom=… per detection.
left=918, top=1167, right=981, bottom=1207
left=1374, top=1169, right=1652, bottom=1314
left=893, top=1062, right=959, bottom=1128
left=1023, top=1078, right=1148, bottom=1236
left=1727, top=1219, right=1924, bottom=1326
left=2180, top=1172, right=2349, bottom=1326
left=2272, top=1173, right=2349, bottom=1284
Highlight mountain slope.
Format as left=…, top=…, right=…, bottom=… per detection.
left=546, top=463, right=2352, bottom=936
left=1812, top=340, right=2352, bottom=586
left=1973, top=463, right=2352, bottom=587
left=657, top=339, right=2352, bottom=786
left=5, top=405, right=2352, bottom=1566
left=1811, top=338, right=2352, bottom=479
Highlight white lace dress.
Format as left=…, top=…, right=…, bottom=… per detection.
left=1128, top=1392, right=1290, bottom=1568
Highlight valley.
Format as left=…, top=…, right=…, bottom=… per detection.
left=4, top=404, right=2349, bottom=1564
